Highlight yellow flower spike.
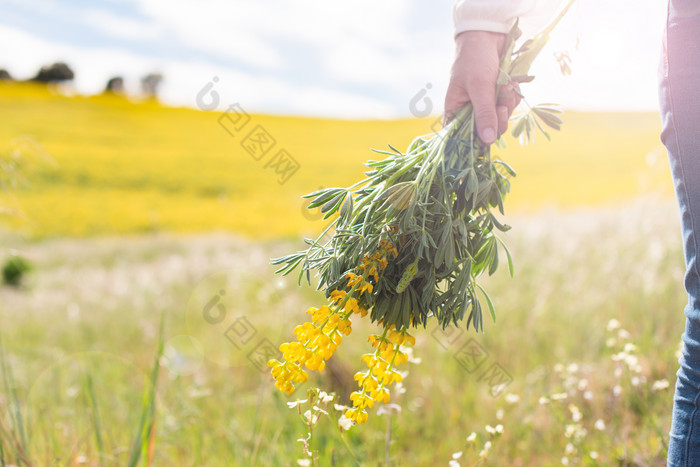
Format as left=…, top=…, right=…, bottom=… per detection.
left=358, top=281, right=374, bottom=294
left=395, top=351, right=409, bottom=365
left=368, top=266, right=379, bottom=282
left=354, top=371, right=368, bottom=382
left=350, top=391, right=362, bottom=404
left=305, top=357, right=319, bottom=370
left=319, top=333, right=331, bottom=347
left=344, top=298, right=359, bottom=314
left=330, top=290, right=346, bottom=303
left=346, top=272, right=361, bottom=286
left=405, top=333, right=416, bottom=346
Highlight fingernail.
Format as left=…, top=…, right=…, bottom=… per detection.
left=482, top=127, right=496, bottom=144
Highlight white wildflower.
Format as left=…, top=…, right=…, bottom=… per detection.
left=287, top=399, right=307, bottom=409
left=338, top=415, right=353, bottom=430
left=377, top=403, right=402, bottom=416
left=569, top=404, right=582, bottom=422
left=479, top=441, right=492, bottom=459
left=594, top=419, right=605, bottom=431
left=505, top=393, right=520, bottom=404
left=652, top=379, right=670, bottom=391
left=303, top=410, right=319, bottom=424
left=607, top=319, right=621, bottom=331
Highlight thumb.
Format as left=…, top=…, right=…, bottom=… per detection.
left=469, top=80, right=498, bottom=145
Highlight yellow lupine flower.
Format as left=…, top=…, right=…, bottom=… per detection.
left=344, top=327, right=414, bottom=425
left=330, top=290, right=347, bottom=303
left=358, top=281, right=373, bottom=294
left=346, top=272, right=361, bottom=286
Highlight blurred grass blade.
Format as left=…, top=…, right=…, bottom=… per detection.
left=84, top=372, right=104, bottom=467
left=0, top=334, right=28, bottom=465
left=127, top=316, right=164, bottom=467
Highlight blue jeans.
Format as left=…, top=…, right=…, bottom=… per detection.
left=662, top=1, right=700, bottom=465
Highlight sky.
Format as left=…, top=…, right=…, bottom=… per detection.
left=0, top=0, right=667, bottom=119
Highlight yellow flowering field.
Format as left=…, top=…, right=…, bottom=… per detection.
left=0, top=82, right=672, bottom=239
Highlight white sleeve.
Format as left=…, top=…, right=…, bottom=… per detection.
left=453, top=0, right=536, bottom=35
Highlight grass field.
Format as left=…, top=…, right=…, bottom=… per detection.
left=0, top=199, right=683, bottom=465
left=0, top=82, right=683, bottom=465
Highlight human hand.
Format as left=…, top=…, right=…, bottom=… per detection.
left=444, top=31, right=521, bottom=144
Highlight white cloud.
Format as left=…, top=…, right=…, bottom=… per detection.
left=132, top=0, right=285, bottom=69
left=81, top=9, right=164, bottom=42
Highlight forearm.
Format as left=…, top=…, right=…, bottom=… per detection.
left=453, top=0, right=535, bottom=35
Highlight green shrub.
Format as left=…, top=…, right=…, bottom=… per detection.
left=2, top=254, right=31, bottom=286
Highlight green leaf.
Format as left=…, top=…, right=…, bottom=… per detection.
left=476, top=283, right=497, bottom=324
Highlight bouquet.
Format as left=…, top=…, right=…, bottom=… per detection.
left=268, top=2, right=573, bottom=425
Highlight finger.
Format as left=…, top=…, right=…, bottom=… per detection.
left=468, top=77, right=498, bottom=144
left=443, top=82, right=468, bottom=126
